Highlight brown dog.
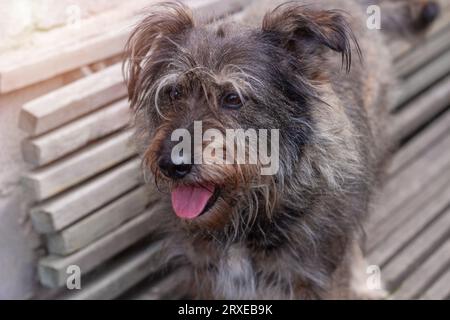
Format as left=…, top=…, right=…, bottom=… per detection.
left=124, top=0, right=439, bottom=299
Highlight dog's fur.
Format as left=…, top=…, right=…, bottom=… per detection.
left=124, top=0, right=438, bottom=299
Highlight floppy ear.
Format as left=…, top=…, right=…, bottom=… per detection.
left=262, top=4, right=361, bottom=72
left=124, top=2, right=194, bottom=107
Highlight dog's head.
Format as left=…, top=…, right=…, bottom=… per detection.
left=124, top=1, right=360, bottom=235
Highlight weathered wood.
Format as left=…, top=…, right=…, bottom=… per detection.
left=46, top=185, right=159, bottom=255
left=420, top=268, right=450, bottom=300
left=373, top=207, right=450, bottom=288
left=65, top=241, right=164, bottom=300
left=19, top=64, right=127, bottom=136
left=368, top=166, right=450, bottom=252
left=0, top=31, right=126, bottom=94
left=38, top=203, right=167, bottom=288
left=395, top=49, right=450, bottom=107
left=190, top=0, right=247, bottom=21
left=22, top=99, right=130, bottom=166
left=369, top=177, right=450, bottom=265
left=31, top=158, right=142, bottom=233
left=369, top=132, right=450, bottom=229
left=388, top=108, right=450, bottom=176
left=128, top=268, right=189, bottom=300
left=396, top=25, right=450, bottom=78
left=394, top=240, right=450, bottom=299
left=390, top=1, right=450, bottom=60
left=390, top=75, right=450, bottom=140
left=23, top=130, right=135, bottom=201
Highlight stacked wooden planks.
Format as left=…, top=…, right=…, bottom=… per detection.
left=13, top=0, right=250, bottom=299
left=367, top=0, right=450, bottom=300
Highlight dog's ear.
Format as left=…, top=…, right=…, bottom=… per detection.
left=262, top=4, right=361, bottom=72
left=124, top=2, right=194, bottom=107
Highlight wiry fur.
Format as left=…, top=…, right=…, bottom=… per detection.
left=124, top=0, right=438, bottom=299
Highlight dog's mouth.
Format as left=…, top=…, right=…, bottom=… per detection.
left=171, top=184, right=220, bottom=219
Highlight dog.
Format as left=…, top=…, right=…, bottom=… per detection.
left=124, top=0, right=439, bottom=299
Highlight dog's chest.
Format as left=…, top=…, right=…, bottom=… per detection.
left=214, top=245, right=257, bottom=299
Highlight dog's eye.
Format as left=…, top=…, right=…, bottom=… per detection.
left=169, top=86, right=182, bottom=101
left=222, top=93, right=243, bottom=109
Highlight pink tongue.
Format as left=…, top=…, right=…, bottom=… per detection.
left=171, top=185, right=215, bottom=219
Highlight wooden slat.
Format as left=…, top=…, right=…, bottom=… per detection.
left=390, top=0, right=450, bottom=60
left=395, top=49, right=450, bottom=107
left=46, top=185, right=158, bottom=255
left=38, top=203, right=166, bottom=288
left=22, top=99, right=130, bottom=166
left=128, top=268, right=189, bottom=300
left=190, top=0, right=247, bottom=21
left=369, top=132, right=450, bottom=229
left=420, top=269, right=450, bottom=300
left=369, top=178, right=450, bottom=265
left=19, top=64, right=126, bottom=136
left=369, top=165, right=450, bottom=252
left=23, top=130, right=135, bottom=201
left=390, top=75, right=450, bottom=140
left=65, top=241, right=164, bottom=300
left=388, top=108, right=450, bottom=176
left=31, top=158, right=141, bottom=233
left=394, top=240, right=450, bottom=299
left=0, top=27, right=127, bottom=94
left=396, top=25, right=450, bottom=78
left=374, top=207, right=450, bottom=289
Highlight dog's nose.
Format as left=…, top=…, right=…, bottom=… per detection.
left=158, top=156, right=192, bottom=179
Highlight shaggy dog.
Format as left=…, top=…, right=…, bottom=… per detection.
left=124, top=0, right=439, bottom=299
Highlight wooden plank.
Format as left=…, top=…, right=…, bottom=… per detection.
left=390, top=75, right=450, bottom=140
left=0, top=0, right=247, bottom=94
left=396, top=25, right=450, bottom=78
left=65, top=241, right=164, bottom=300
left=395, top=49, right=450, bottom=107
left=46, top=185, right=159, bottom=255
left=0, top=27, right=128, bottom=95
left=374, top=207, right=450, bottom=289
left=128, top=268, right=189, bottom=300
left=23, top=130, right=135, bottom=201
left=31, top=158, right=142, bottom=233
left=38, top=203, right=167, bottom=288
left=394, top=240, right=450, bottom=299
left=420, top=269, right=450, bottom=300
left=190, top=0, right=247, bottom=21
left=390, top=1, right=450, bottom=60
left=369, top=178, right=450, bottom=266
left=388, top=108, right=450, bottom=176
left=369, top=132, right=450, bottom=229
left=22, top=99, right=130, bottom=166
left=369, top=164, right=450, bottom=252
left=19, top=63, right=127, bottom=136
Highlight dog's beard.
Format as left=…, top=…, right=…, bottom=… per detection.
left=142, top=153, right=279, bottom=242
